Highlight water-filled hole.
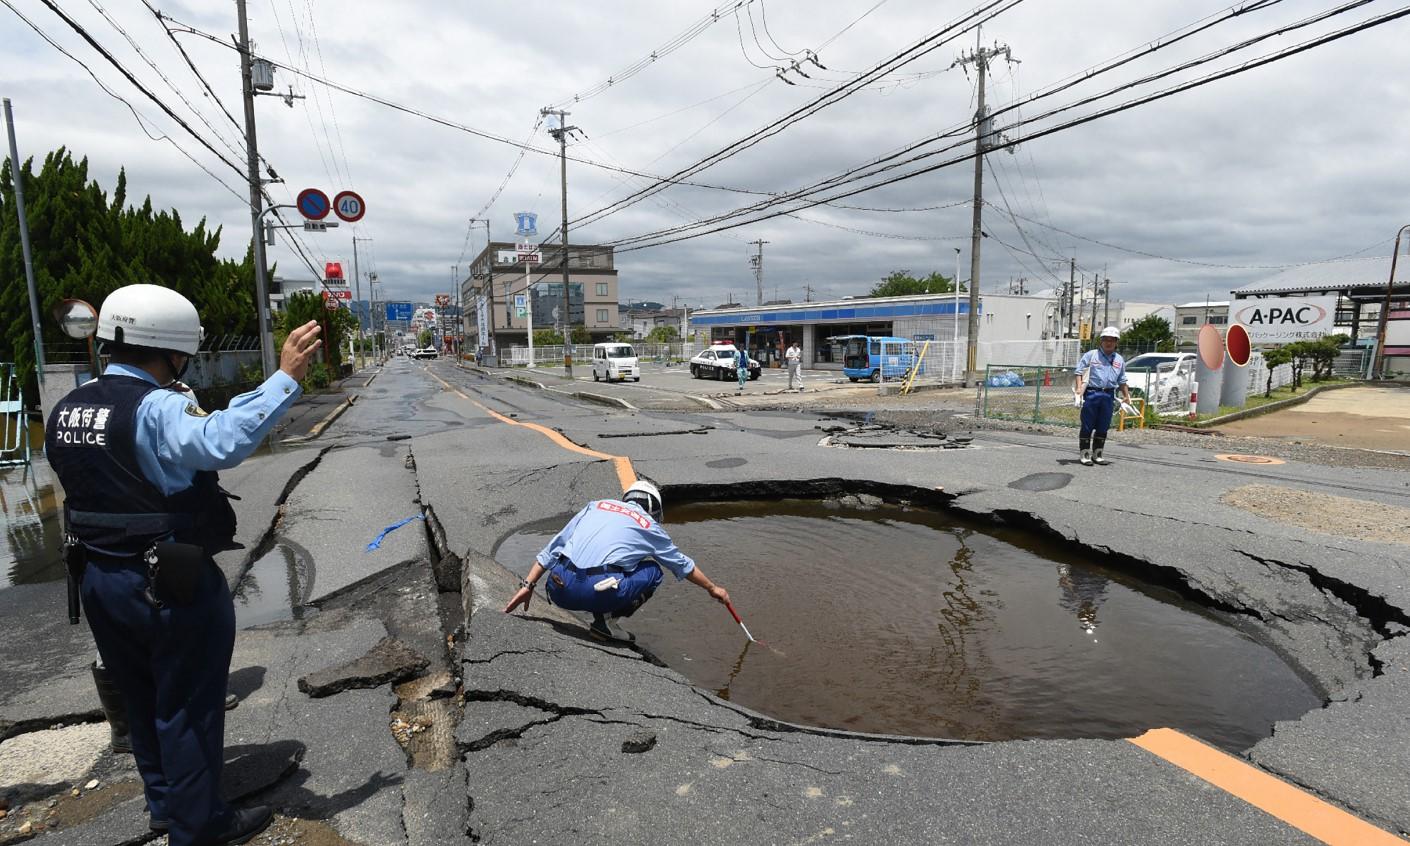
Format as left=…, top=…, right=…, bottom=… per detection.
left=496, top=497, right=1320, bottom=750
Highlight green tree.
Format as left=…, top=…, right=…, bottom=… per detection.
left=275, top=291, right=354, bottom=372
left=1122, top=314, right=1173, bottom=350
left=532, top=328, right=563, bottom=346
left=646, top=324, right=679, bottom=343
left=868, top=269, right=957, bottom=298
left=1262, top=346, right=1293, bottom=397
left=570, top=325, right=593, bottom=344
left=0, top=147, right=259, bottom=397
left=417, top=329, right=433, bottom=348
left=1307, top=333, right=1349, bottom=381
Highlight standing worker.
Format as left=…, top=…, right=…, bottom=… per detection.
left=46, top=284, right=322, bottom=846
left=785, top=341, right=803, bottom=391
left=1072, top=326, right=1134, bottom=466
left=736, top=343, right=751, bottom=393
left=502, top=481, right=731, bottom=643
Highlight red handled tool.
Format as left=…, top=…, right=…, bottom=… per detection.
left=725, top=600, right=757, bottom=643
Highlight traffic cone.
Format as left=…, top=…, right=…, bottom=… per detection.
left=1043, top=369, right=1052, bottom=387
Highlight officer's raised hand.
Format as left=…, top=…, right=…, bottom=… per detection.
left=280, top=321, right=323, bottom=381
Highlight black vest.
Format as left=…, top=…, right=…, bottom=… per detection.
left=46, top=374, right=235, bottom=558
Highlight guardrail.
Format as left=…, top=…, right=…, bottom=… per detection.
left=1, top=363, right=31, bottom=468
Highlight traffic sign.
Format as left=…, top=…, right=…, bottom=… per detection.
left=323, top=296, right=340, bottom=311
left=385, top=302, right=414, bottom=322
left=514, top=294, right=528, bottom=318
left=297, top=188, right=331, bottom=220
left=333, top=190, right=366, bottom=223
left=303, top=220, right=338, bottom=232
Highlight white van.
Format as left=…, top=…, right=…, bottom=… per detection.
left=592, top=343, right=639, bottom=382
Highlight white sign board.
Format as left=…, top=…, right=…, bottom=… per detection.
left=476, top=295, right=488, bottom=349
left=496, top=249, right=519, bottom=263
left=1230, top=295, right=1338, bottom=344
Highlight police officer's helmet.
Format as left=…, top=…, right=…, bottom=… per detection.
left=1099, top=326, right=1121, bottom=340
left=97, top=284, right=204, bottom=355
left=622, top=480, right=664, bottom=522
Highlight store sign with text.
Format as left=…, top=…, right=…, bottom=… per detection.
left=1231, top=295, right=1337, bottom=343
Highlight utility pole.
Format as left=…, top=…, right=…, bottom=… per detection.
left=542, top=108, right=577, bottom=376
left=1067, top=258, right=1076, bottom=338
left=1090, top=273, right=1100, bottom=339
left=236, top=0, right=276, bottom=379
left=953, top=30, right=1016, bottom=385
left=3, top=99, right=45, bottom=386
left=749, top=240, right=768, bottom=307
left=1102, top=274, right=1111, bottom=329
left=803, top=283, right=814, bottom=302
left=352, top=236, right=372, bottom=370
left=1374, top=225, right=1410, bottom=379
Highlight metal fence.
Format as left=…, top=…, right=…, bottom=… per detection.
left=1, top=363, right=30, bottom=468
left=503, top=341, right=698, bottom=368
left=979, top=365, right=1092, bottom=426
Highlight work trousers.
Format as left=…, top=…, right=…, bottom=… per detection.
left=545, top=561, right=664, bottom=617
left=1079, top=390, right=1115, bottom=451
left=81, top=555, right=236, bottom=846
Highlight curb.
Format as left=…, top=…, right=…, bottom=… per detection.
left=572, top=391, right=636, bottom=410
left=282, top=393, right=356, bottom=443
left=506, top=374, right=546, bottom=390
left=685, top=394, right=723, bottom=410
left=1200, top=381, right=1361, bottom=427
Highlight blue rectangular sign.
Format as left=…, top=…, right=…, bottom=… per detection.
left=385, top=302, right=413, bottom=321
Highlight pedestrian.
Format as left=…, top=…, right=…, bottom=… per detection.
left=502, top=481, right=731, bottom=643
left=785, top=342, right=803, bottom=390
left=736, top=344, right=751, bottom=392
left=1072, top=326, right=1134, bottom=466
left=46, top=284, right=322, bottom=846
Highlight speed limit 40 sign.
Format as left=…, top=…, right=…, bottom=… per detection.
left=333, top=190, right=366, bottom=223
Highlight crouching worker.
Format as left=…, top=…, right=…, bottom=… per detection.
left=502, top=481, right=730, bottom=643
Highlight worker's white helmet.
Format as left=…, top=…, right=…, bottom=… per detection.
left=97, top=284, right=204, bottom=355
left=1099, top=326, right=1121, bottom=340
left=622, top=480, right=664, bottom=522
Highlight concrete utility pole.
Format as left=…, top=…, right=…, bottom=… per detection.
left=1067, top=258, right=1076, bottom=338
left=236, top=0, right=276, bottom=379
left=953, top=31, right=1017, bottom=384
left=352, top=236, right=372, bottom=370
left=749, top=240, right=769, bottom=306
left=542, top=108, right=577, bottom=376
left=3, top=99, right=45, bottom=385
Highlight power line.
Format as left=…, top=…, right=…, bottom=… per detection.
left=25, top=0, right=247, bottom=180
left=0, top=0, right=247, bottom=203
left=603, top=0, right=1384, bottom=251
left=607, top=2, right=1410, bottom=251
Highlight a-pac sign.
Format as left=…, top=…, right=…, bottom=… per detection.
left=1231, top=295, right=1338, bottom=344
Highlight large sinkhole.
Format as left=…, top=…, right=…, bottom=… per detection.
left=496, top=497, right=1320, bottom=750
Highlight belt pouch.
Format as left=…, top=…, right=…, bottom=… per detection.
left=152, top=541, right=204, bottom=605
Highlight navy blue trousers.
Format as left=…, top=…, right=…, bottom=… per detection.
left=81, top=556, right=235, bottom=846
left=546, top=562, right=664, bottom=617
left=1080, top=390, right=1115, bottom=448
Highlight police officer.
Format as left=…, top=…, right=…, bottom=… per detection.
left=46, top=284, right=321, bottom=845
left=1072, top=326, right=1134, bottom=466
left=502, top=481, right=730, bottom=643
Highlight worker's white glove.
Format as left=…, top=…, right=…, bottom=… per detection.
left=1120, top=401, right=1139, bottom=417
left=1073, top=392, right=1083, bottom=408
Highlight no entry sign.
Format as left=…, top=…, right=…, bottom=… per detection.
left=297, top=188, right=331, bottom=220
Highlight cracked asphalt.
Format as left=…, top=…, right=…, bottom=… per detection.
left=2, top=358, right=1407, bottom=845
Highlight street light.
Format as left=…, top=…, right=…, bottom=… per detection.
left=1373, top=224, right=1410, bottom=379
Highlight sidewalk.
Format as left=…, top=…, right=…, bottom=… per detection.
left=271, top=365, right=380, bottom=442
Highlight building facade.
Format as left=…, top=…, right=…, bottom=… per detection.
left=1174, top=301, right=1230, bottom=345
left=461, top=242, right=620, bottom=354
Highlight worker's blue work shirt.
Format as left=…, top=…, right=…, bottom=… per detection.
left=535, top=500, right=696, bottom=580
left=1074, top=348, right=1127, bottom=391
left=105, top=362, right=301, bottom=495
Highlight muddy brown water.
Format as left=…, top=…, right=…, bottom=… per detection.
left=497, top=498, right=1321, bottom=750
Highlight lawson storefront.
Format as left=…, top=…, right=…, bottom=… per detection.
left=688, top=294, right=974, bottom=370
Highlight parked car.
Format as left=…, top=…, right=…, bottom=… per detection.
left=831, top=334, right=917, bottom=383
left=592, top=343, right=640, bottom=382
left=689, top=343, right=761, bottom=381
left=1123, top=352, right=1194, bottom=404
left=410, top=347, right=439, bottom=360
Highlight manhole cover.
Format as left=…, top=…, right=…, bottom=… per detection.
left=1216, top=454, right=1286, bottom=465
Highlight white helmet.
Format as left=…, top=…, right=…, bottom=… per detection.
left=622, top=480, right=664, bottom=522
left=97, top=284, right=204, bottom=355
left=1099, top=326, right=1120, bottom=340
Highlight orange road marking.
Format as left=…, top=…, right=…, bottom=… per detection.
left=1129, top=729, right=1407, bottom=845
left=428, top=371, right=637, bottom=490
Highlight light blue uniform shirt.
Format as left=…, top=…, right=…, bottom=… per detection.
left=1074, top=348, right=1127, bottom=391
left=535, top=499, right=696, bottom=581
left=105, top=363, right=302, bottom=495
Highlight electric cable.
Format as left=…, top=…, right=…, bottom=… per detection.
left=607, top=3, right=1410, bottom=251
left=602, top=0, right=1386, bottom=250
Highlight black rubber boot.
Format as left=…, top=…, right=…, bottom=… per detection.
left=1093, top=436, right=1109, bottom=465
left=589, top=613, right=635, bottom=644
left=91, top=663, right=133, bottom=754
left=1078, top=435, right=1092, bottom=466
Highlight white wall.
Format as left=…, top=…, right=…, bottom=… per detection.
left=976, top=294, right=1060, bottom=343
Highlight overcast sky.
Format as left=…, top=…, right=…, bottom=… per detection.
left=3, top=0, right=1408, bottom=313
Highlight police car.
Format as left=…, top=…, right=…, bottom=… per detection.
left=689, top=342, right=761, bottom=381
